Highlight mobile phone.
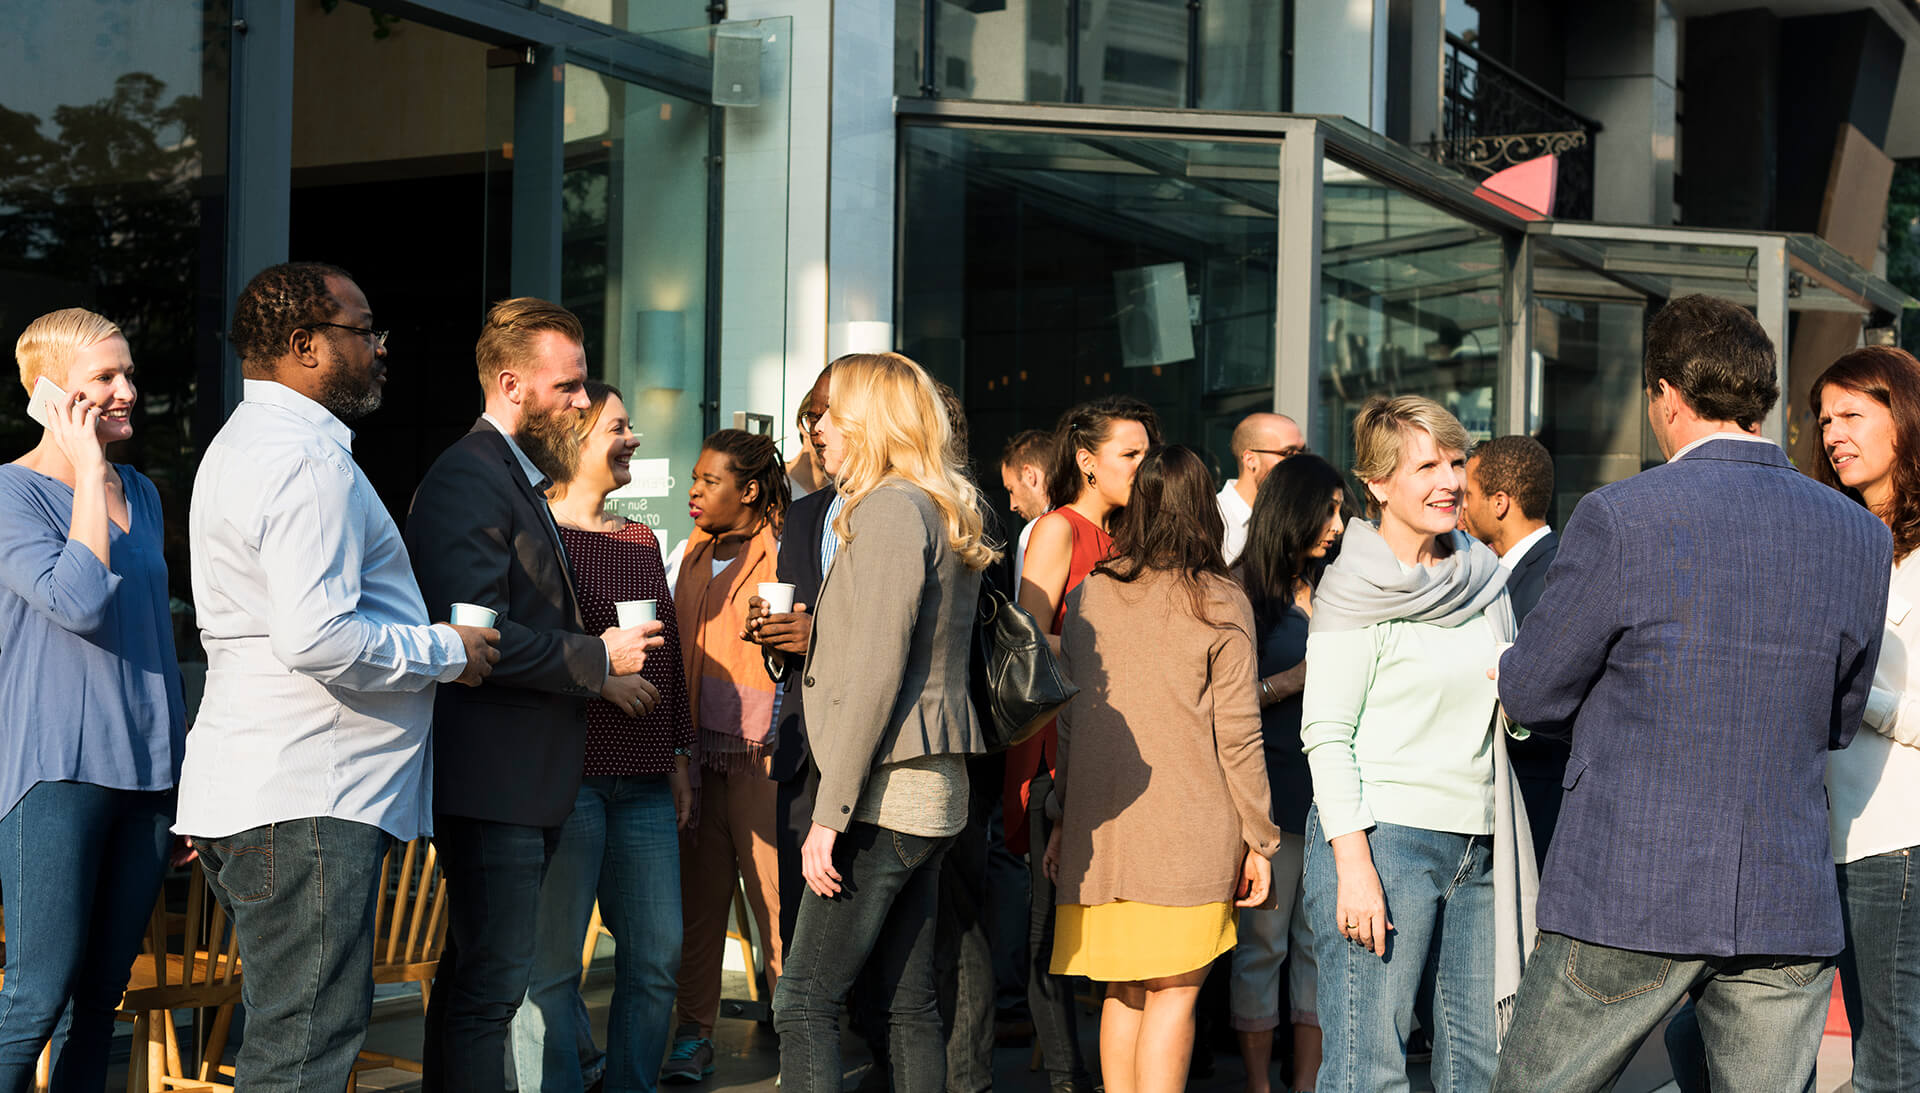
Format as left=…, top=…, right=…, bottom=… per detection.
left=25, top=375, right=67, bottom=429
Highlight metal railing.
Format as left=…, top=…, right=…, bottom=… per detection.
left=1428, top=33, right=1602, bottom=220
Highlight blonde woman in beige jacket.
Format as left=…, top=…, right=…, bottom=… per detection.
left=1043, top=444, right=1282, bottom=1093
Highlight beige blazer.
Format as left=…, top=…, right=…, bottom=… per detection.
left=801, top=479, right=986, bottom=830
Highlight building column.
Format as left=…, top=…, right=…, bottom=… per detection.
left=1562, top=0, right=1678, bottom=225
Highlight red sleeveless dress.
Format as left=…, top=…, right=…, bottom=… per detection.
left=1002, top=506, right=1112, bottom=855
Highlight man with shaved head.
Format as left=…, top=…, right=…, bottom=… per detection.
left=1218, top=411, right=1306, bottom=563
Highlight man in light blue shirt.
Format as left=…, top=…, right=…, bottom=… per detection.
left=179, top=263, right=499, bottom=1093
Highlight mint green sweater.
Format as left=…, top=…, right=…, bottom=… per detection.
left=1300, top=613, right=1498, bottom=840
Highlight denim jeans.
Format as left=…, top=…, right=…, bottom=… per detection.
left=424, top=816, right=559, bottom=1092
left=1025, top=771, right=1092, bottom=1088
left=1492, top=930, right=1832, bottom=1092
left=1302, top=809, right=1494, bottom=1093
left=934, top=770, right=995, bottom=1093
left=772, top=822, right=950, bottom=1093
left=0, top=781, right=171, bottom=1093
left=510, top=776, right=682, bottom=1093
left=1838, top=847, right=1919, bottom=1093
left=192, top=816, right=391, bottom=1093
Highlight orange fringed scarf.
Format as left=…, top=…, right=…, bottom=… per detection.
left=674, top=521, right=781, bottom=774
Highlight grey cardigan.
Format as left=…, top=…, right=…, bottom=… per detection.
left=801, top=479, right=986, bottom=831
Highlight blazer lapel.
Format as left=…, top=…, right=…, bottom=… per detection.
left=473, top=419, right=585, bottom=624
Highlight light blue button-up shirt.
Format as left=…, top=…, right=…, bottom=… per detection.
left=176, top=380, right=466, bottom=841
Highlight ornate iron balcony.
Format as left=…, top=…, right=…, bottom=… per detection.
left=1427, top=33, right=1603, bottom=220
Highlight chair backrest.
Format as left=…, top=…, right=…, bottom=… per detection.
left=370, top=836, right=449, bottom=982
left=155, top=870, right=240, bottom=991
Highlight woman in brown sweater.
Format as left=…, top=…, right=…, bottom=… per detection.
left=1043, top=444, right=1283, bottom=1093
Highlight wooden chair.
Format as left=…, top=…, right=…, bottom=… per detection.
left=347, top=836, right=449, bottom=1090
left=117, top=868, right=243, bottom=1092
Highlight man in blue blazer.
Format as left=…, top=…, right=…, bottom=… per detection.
left=1490, top=295, right=1890, bottom=1092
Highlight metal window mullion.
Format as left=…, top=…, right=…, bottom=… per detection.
left=1275, top=121, right=1323, bottom=444
left=510, top=45, right=566, bottom=301
left=1755, top=239, right=1789, bottom=445
left=222, top=0, right=295, bottom=415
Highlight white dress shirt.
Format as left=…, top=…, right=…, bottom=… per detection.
left=1669, top=430, right=1777, bottom=462
left=1829, top=551, right=1920, bottom=862
left=177, top=380, right=465, bottom=841
left=1217, top=479, right=1254, bottom=565
left=1499, top=524, right=1554, bottom=572
left=1014, top=517, right=1037, bottom=587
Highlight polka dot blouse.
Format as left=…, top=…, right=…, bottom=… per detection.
left=559, top=522, right=694, bottom=776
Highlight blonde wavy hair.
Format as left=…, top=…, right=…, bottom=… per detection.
left=17, top=308, right=123, bottom=393
left=828, top=353, right=998, bottom=571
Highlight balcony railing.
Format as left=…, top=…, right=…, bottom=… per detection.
left=1427, top=33, right=1602, bottom=220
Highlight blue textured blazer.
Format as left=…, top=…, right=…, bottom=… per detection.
left=1498, top=438, right=1890, bottom=958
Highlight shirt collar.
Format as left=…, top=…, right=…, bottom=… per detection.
left=1669, top=430, right=1776, bottom=463
left=1217, top=479, right=1252, bottom=521
left=242, top=379, right=354, bottom=453
left=480, top=412, right=550, bottom=490
left=1500, top=524, right=1553, bottom=571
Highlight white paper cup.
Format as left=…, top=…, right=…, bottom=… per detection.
left=616, top=599, right=658, bottom=628
left=758, top=582, right=797, bottom=614
left=450, top=602, right=498, bottom=628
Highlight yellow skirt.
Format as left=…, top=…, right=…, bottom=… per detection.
left=1050, top=900, right=1237, bottom=982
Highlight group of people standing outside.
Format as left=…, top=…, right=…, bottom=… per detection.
left=0, top=268, right=1914, bottom=1093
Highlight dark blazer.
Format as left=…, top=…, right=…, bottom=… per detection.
left=1504, top=529, right=1558, bottom=623
left=405, top=420, right=606, bottom=829
left=1500, top=438, right=1890, bottom=958
left=766, top=487, right=835, bottom=783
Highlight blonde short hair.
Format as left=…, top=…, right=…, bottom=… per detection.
left=16, top=308, right=123, bottom=393
left=1351, top=394, right=1472, bottom=508
left=475, top=297, right=584, bottom=395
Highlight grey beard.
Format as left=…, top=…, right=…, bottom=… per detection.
left=317, top=370, right=383, bottom=422
left=516, top=408, right=580, bottom=484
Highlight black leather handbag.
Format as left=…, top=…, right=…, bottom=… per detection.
left=969, top=565, right=1079, bottom=753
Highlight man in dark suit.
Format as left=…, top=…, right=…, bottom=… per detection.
left=1490, top=295, right=1891, bottom=1092
left=405, top=298, right=664, bottom=1091
left=1459, top=433, right=1565, bottom=864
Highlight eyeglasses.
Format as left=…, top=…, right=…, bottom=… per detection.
left=1246, top=445, right=1310, bottom=459
left=799, top=410, right=825, bottom=433
left=307, top=322, right=390, bottom=348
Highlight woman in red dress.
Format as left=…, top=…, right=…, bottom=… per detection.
left=511, top=379, right=696, bottom=1093
left=1006, top=394, right=1161, bottom=1093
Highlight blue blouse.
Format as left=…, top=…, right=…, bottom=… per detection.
left=0, top=463, right=186, bottom=818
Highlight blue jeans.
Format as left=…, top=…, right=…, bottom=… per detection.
left=192, top=816, right=391, bottom=1093
left=510, top=777, right=682, bottom=1093
left=773, top=822, right=950, bottom=1093
left=424, top=816, right=559, bottom=1092
left=1838, top=847, right=1919, bottom=1093
left=1302, top=809, right=1494, bottom=1093
left=1494, top=931, right=1831, bottom=1092
left=0, top=781, right=171, bottom=1093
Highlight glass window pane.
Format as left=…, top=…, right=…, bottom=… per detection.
left=904, top=0, right=1071, bottom=103
left=1532, top=296, right=1658, bottom=526
left=1079, top=0, right=1188, bottom=107
left=1318, top=160, right=1504, bottom=471
left=1197, top=0, right=1283, bottom=111
left=563, top=62, right=712, bottom=556
left=0, top=2, right=229, bottom=662
left=898, top=125, right=1281, bottom=491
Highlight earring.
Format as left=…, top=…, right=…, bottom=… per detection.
left=1085, top=471, right=1096, bottom=486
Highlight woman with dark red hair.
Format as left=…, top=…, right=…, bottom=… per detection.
left=1811, top=344, right=1920, bottom=1093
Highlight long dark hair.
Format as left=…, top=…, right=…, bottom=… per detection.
left=1049, top=395, right=1162, bottom=511
left=702, top=428, right=792, bottom=535
left=1094, top=445, right=1229, bottom=623
left=1235, top=454, right=1344, bottom=629
left=1810, top=345, right=1920, bottom=562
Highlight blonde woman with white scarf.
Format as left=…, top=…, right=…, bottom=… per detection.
left=1299, top=395, right=1536, bottom=1093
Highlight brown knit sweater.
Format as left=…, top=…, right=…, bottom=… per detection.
left=1049, top=568, right=1283, bottom=907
